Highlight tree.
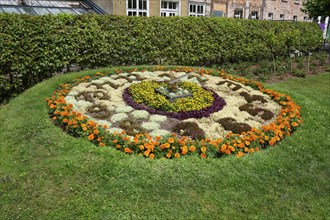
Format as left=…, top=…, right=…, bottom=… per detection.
left=302, top=0, right=330, bottom=18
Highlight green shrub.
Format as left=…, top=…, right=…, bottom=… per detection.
left=0, top=14, right=323, bottom=103
left=292, top=69, right=306, bottom=77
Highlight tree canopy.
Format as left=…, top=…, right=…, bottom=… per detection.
left=302, top=0, right=330, bottom=18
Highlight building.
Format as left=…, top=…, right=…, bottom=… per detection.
left=212, top=0, right=308, bottom=21
left=92, top=0, right=308, bottom=21
left=0, top=0, right=309, bottom=22
left=92, top=0, right=212, bottom=17
left=261, top=0, right=308, bottom=21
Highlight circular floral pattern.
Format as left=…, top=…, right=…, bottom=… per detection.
left=46, top=66, right=303, bottom=159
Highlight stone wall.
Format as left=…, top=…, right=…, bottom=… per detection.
left=262, top=0, right=308, bottom=21
left=211, top=0, right=308, bottom=21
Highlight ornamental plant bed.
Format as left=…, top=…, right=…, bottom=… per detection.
left=155, top=84, right=192, bottom=102
left=46, top=66, right=303, bottom=159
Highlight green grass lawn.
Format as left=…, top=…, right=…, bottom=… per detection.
left=1, top=68, right=329, bottom=219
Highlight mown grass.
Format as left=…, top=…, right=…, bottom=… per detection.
left=1, top=67, right=329, bottom=219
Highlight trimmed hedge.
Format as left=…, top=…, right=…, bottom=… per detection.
left=0, top=14, right=323, bottom=103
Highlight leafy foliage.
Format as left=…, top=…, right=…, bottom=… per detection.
left=0, top=14, right=323, bottom=103
left=302, top=0, right=330, bottom=18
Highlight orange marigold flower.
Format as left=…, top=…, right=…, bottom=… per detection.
left=201, top=147, right=207, bottom=153
left=164, top=143, right=170, bottom=149
left=225, top=149, right=231, bottom=155
left=124, top=147, right=133, bottom=154
left=144, top=149, right=151, bottom=157
left=62, top=118, right=68, bottom=123
left=228, top=146, right=235, bottom=152
left=149, top=153, right=155, bottom=159
left=168, top=137, right=175, bottom=143
left=88, top=134, right=95, bottom=141
left=249, top=148, right=255, bottom=153
left=238, top=143, right=245, bottom=148
left=181, top=146, right=188, bottom=155
left=166, top=152, right=172, bottom=158
left=139, top=145, right=144, bottom=150
left=52, top=116, right=57, bottom=121
left=201, top=153, right=207, bottom=158
left=291, top=122, right=298, bottom=127
left=189, top=145, right=196, bottom=152
left=116, top=144, right=121, bottom=149
left=99, top=142, right=105, bottom=147
left=93, top=129, right=99, bottom=135
left=174, top=153, right=180, bottom=158
left=220, top=144, right=227, bottom=153
left=244, top=147, right=249, bottom=153
left=255, top=147, right=260, bottom=152
left=236, top=151, right=244, bottom=158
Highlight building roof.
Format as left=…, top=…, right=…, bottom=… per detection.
left=0, top=0, right=103, bottom=15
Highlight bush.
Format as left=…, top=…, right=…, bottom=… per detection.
left=0, top=14, right=323, bottom=103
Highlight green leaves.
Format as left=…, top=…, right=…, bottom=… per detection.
left=0, top=14, right=323, bottom=103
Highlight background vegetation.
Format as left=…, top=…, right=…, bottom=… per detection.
left=0, top=14, right=323, bottom=103
left=0, top=67, right=329, bottom=219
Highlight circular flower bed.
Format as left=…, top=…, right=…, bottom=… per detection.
left=46, top=66, right=303, bottom=159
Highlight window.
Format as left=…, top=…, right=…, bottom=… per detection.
left=250, top=11, right=258, bottom=19
left=234, top=9, right=243, bottom=19
left=268, top=12, right=273, bottom=20
left=293, top=15, right=297, bottom=21
left=213, top=10, right=224, bottom=17
left=161, top=1, right=179, bottom=17
left=280, top=14, right=285, bottom=20
left=303, top=16, right=307, bottom=21
left=189, top=2, right=205, bottom=17
left=127, top=0, right=148, bottom=16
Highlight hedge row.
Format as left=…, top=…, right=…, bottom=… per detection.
left=0, top=14, right=323, bottom=103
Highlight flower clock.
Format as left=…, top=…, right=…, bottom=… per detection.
left=46, top=67, right=303, bottom=159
